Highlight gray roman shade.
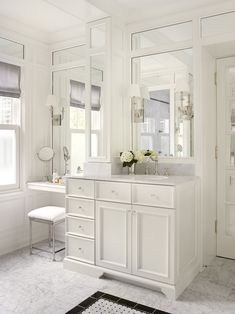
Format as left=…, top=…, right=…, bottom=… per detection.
left=70, top=80, right=85, bottom=109
left=91, top=85, right=101, bottom=111
left=0, top=61, right=21, bottom=98
left=70, top=80, right=101, bottom=111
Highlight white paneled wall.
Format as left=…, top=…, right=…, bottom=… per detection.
left=0, top=191, right=51, bottom=256
left=0, top=28, right=52, bottom=256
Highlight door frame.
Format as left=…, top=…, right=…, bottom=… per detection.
left=216, top=56, right=235, bottom=259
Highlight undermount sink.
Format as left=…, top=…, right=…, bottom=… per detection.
left=133, top=175, right=168, bottom=180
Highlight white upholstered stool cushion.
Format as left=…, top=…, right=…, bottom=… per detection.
left=28, top=206, right=65, bottom=222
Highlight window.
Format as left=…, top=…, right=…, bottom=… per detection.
left=0, top=61, right=21, bottom=191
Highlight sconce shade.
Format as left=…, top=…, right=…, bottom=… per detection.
left=45, top=94, right=57, bottom=107
left=129, top=84, right=141, bottom=97
left=141, top=86, right=150, bottom=100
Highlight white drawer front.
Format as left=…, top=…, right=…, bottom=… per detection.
left=96, top=181, right=131, bottom=203
left=67, top=179, right=94, bottom=198
left=66, top=197, right=94, bottom=218
left=132, top=184, right=174, bottom=208
left=67, top=217, right=94, bottom=238
left=66, top=235, right=94, bottom=264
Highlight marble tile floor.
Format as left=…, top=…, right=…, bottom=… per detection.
left=0, top=245, right=235, bottom=314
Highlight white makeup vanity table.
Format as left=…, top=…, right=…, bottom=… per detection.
left=27, top=181, right=65, bottom=194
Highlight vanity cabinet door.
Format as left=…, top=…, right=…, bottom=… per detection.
left=132, top=205, right=175, bottom=284
left=96, top=201, right=131, bottom=273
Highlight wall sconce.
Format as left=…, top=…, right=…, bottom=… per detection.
left=129, top=84, right=150, bottom=123
left=45, top=94, right=64, bottom=126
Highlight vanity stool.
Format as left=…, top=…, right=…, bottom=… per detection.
left=28, top=206, right=65, bottom=261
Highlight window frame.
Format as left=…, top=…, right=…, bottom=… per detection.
left=0, top=37, right=24, bottom=194
left=0, top=123, right=20, bottom=192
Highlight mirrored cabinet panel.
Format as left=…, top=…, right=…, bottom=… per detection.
left=52, top=45, right=85, bottom=65
left=90, top=23, right=106, bottom=48
left=131, top=21, right=192, bottom=50
left=0, top=37, right=24, bottom=59
left=90, top=54, right=105, bottom=157
left=90, top=54, right=105, bottom=158
left=131, top=48, right=194, bottom=157
left=201, top=11, right=235, bottom=38
left=52, top=66, right=86, bottom=175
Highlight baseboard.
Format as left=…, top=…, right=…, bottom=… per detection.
left=64, top=258, right=177, bottom=299
left=0, top=234, right=48, bottom=257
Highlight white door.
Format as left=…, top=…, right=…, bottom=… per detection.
left=96, top=201, right=132, bottom=273
left=217, top=57, right=235, bottom=259
left=132, top=205, right=175, bottom=284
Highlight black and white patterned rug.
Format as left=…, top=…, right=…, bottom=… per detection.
left=66, top=291, right=171, bottom=314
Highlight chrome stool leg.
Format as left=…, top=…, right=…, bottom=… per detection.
left=52, top=222, right=55, bottom=261
left=48, top=224, right=52, bottom=248
left=29, top=219, right=32, bottom=255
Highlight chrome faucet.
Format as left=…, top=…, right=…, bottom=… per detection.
left=150, top=156, right=159, bottom=175
left=145, top=156, right=159, bottom=175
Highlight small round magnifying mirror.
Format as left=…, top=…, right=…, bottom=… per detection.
left=37, top=146, right=55, bottom=162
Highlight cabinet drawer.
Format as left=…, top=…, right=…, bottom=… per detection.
left=132, top=184, right=174, bottom=208
left=96, top=181, right=131, bottom=203
left=67, top=217, right=94, bottom=238
left=66, top=197, right=94, bottom=218
left=66, top=235, right=94, bottom=264
left=67, top=179, right=94, bottom=198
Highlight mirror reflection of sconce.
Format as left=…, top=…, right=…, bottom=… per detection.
left=176, top=91, right=193, bottom=121
left=45, top=94, right=64, bottom=126
left=175, top=76, right=193, bottom=121
left=130, top=84, right=150, bottom=123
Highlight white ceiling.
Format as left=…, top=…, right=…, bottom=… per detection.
left=0, top=0, right=107, bottom=33
left=87, top=0, right=232, bottom=23
left=0, top=0, right=232, bottom=38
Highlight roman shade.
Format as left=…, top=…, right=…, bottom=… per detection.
left=70, top=80, right=101, bottom=111
left=0, top=61, right=21, bottom=98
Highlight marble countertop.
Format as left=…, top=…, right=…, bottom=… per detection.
left=65, top=174, right=198, bottom=186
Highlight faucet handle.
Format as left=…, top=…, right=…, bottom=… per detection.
left=164, top=168, right=169, bottom=176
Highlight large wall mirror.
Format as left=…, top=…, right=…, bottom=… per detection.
left=131, top=48, right=194, bottom=158
left=52, top=66, right=86, bottom=175
left=89, top=54, right=105, bottom=158
left=52, top=50, right=106, bottom=174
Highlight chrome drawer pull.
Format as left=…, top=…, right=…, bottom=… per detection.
left=78, top=206, right=84, bottom=211
left=111, top=190, right=118, bottom=195
left=78, top=247, right=84, bottom=254
left=78, top=186, right=82, bottom=190
left=78, top=225, right=84, bottom=230
left=150, top=193, right=159, bottom=199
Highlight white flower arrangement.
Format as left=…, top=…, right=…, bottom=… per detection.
left=134, top=150, right=145, bottom=163
left=120, top=149, right=158, bottom=168
left=120, top=151, right=136, bottom=167
left=142, top=149, right=158, bottom=158
left=120, top=151, right=134, bottom=163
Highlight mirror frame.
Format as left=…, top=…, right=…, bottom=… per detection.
left=130, top=49, right=194, bottom=161
left=37, top=146, right=55, bottom=162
